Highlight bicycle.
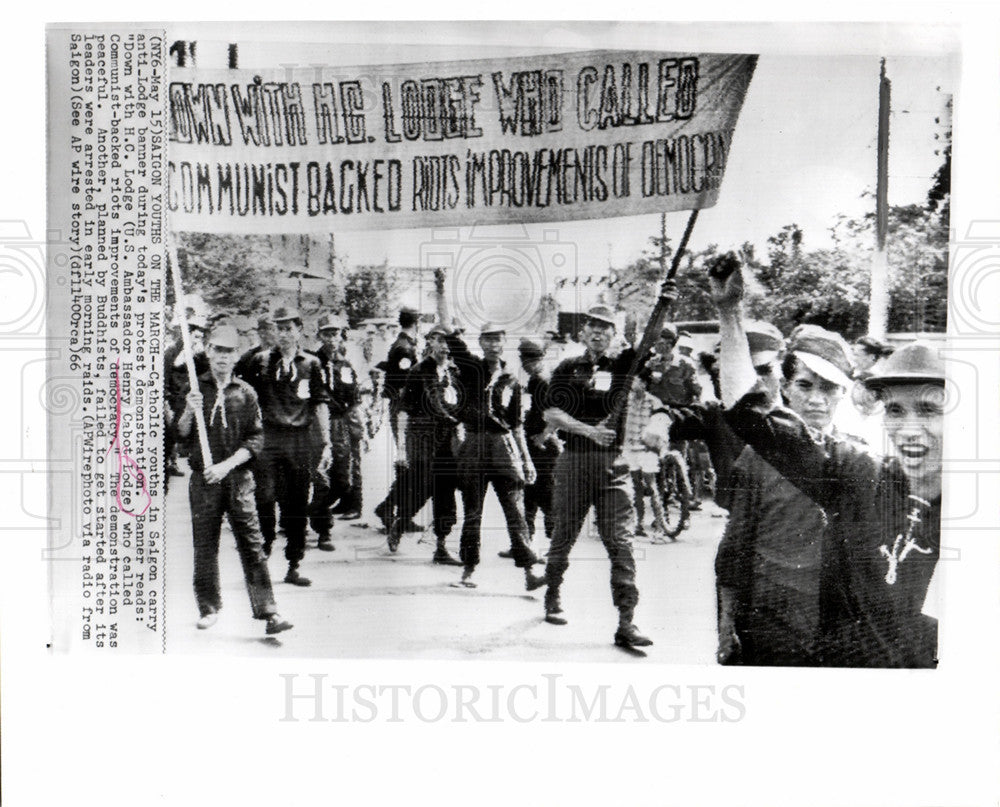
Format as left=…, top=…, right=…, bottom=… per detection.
left=655, top=448, right=691, bottom=540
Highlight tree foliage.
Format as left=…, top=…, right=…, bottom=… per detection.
left=342, top=263, right=403, bottom=325
left=611, top=198, right=948, bottom=338
left=172, top=233, right=284, bottom=316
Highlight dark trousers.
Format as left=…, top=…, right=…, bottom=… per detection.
left=256, top=427, right=313, bottom=565
left=457, top=432, right=536, bottom=569
left=545, top=448, right=639, bottom=609
left=190, top=468, right=277, bottom=619
left=524, top=439, right=558, bottom=541
left=309, top=415, right=355, bottom=536
left=394, top=427, right=458, bottom=540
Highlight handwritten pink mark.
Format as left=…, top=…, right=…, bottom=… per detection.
left=105, top=357, right=152, bottom=517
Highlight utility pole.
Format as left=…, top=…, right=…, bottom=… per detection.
left=869, top=57, right=891, bottom=339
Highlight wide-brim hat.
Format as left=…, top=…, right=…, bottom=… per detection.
left=862, top=341, right=945, bottom=389
left=207, top=324, right=240, bottom=350
left=585, top=305, right=617, bottom=328
left=272, top=306, right=302, bottom=324
left=317, top=313, right=349, bottom=332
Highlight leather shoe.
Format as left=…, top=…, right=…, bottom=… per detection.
left=317, top=537, right=335, bottom=552
left=284, top=568, right=312, bottom=587
left=338, top=510, right=362, bottom=520
left=614, top=623, right=654, bottom=648
left=386, top=518, right=403, bottom=552
left=402, top=520, right=424, bottom=533
left=374, top=501, right=392, bottom=531
left=265, top=615, right=294, bottom=635
left=497, top=549, right=514, bottom=559
left=196, top=612, right=218, bottom=630
left=544, top=592, right=566, bottom=624
left=432, top=548, right=463, bottom=566
left=525, top=571, right=547, bottom=591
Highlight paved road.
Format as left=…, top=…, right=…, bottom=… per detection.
left=164, top=431, right=726, bottom=662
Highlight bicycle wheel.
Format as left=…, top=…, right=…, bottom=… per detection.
left=658, top=455, right=690, bottom=539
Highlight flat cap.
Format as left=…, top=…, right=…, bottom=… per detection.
left=789, top=324, right=854, bottom=389
left=746, top=320, right=785, bottom=363
left=478, top=322, right=507, bottom=337
left=518, top=338, right=546, bottom=361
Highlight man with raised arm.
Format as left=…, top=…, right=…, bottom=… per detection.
left=433, top=273, right=546, bottom=591
left=712, top=258, right=942, bottom=668
left=384, top=321, right=464, bottom=566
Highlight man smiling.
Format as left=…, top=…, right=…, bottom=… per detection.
left=713, top=260, right=943, bottom=667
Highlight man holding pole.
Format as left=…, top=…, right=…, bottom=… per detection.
left=542, top=303, right=658, bottom=648
left=176, top=324, right=293, bottom=636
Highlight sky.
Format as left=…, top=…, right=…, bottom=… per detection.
left=168, top=24, right=959, bottom=317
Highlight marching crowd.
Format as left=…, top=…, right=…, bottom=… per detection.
left=165, top=257, right=943, bottom=666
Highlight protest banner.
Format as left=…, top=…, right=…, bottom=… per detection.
left=167, top=49, right=756, bottom=231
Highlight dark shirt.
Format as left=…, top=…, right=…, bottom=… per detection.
left=666, top=400, right=746, bottom=509
left=185, top=373, right=264, bottom=474
left=523, top=374, right=550, bottom=438
left=715, top=445, right=828, bottom=661
left=248, top=348, right=329, bottom=430
left=444, top=333, right=522, bottom=434
left=164, top=340, right=210, bottom=415
left=724, top=387, right=940, bottom=668
left=312, top=345, right=361, bottom=417
left=645, top=353, right=702, bottom=406
left=234, top=344, right=267, bottom=385
left=399, top=355, right=460, bottom=431
left=379, top=332, right=418, bottom=401
left=546, top=347, right=647, bottom=451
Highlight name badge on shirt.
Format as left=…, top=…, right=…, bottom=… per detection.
left=296, top=379, right=311, bottom=400
left=443, top=385, right=458, bottom=405
left=340, top=367, right=354, bottom=384
left=650, top=370, right=663, bottom=383
left=501, top=386, right=513, bottom=408
left=398, top=358, right=412, bottom=370
left=593, top=371, right=612, bottom=392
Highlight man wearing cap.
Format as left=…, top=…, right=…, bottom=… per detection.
left=246, top=307, right=331, bottom=586
left=517, top=337, right=561, bottom=553
left=714, top=322, right=856, bottom=666
left=713, top=262, right=941, bottom=667
left=164, top=313, right=210, bottom=493
left=644, top=324, right=703, bottom=510
left=175, top=324, right=293, bottom=636
left=385, top=322, right=463, bottom=566
left=307, top=313, right=361, bottom=550
left=235, top=315, right=278, bottom=386
left=542, top=302, right=657, bottom=648
left=336, top=323, right=368, bottom=520
left=373, top=307, right=420, bottom=532
left=665, top=320, right=785, bottom=511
